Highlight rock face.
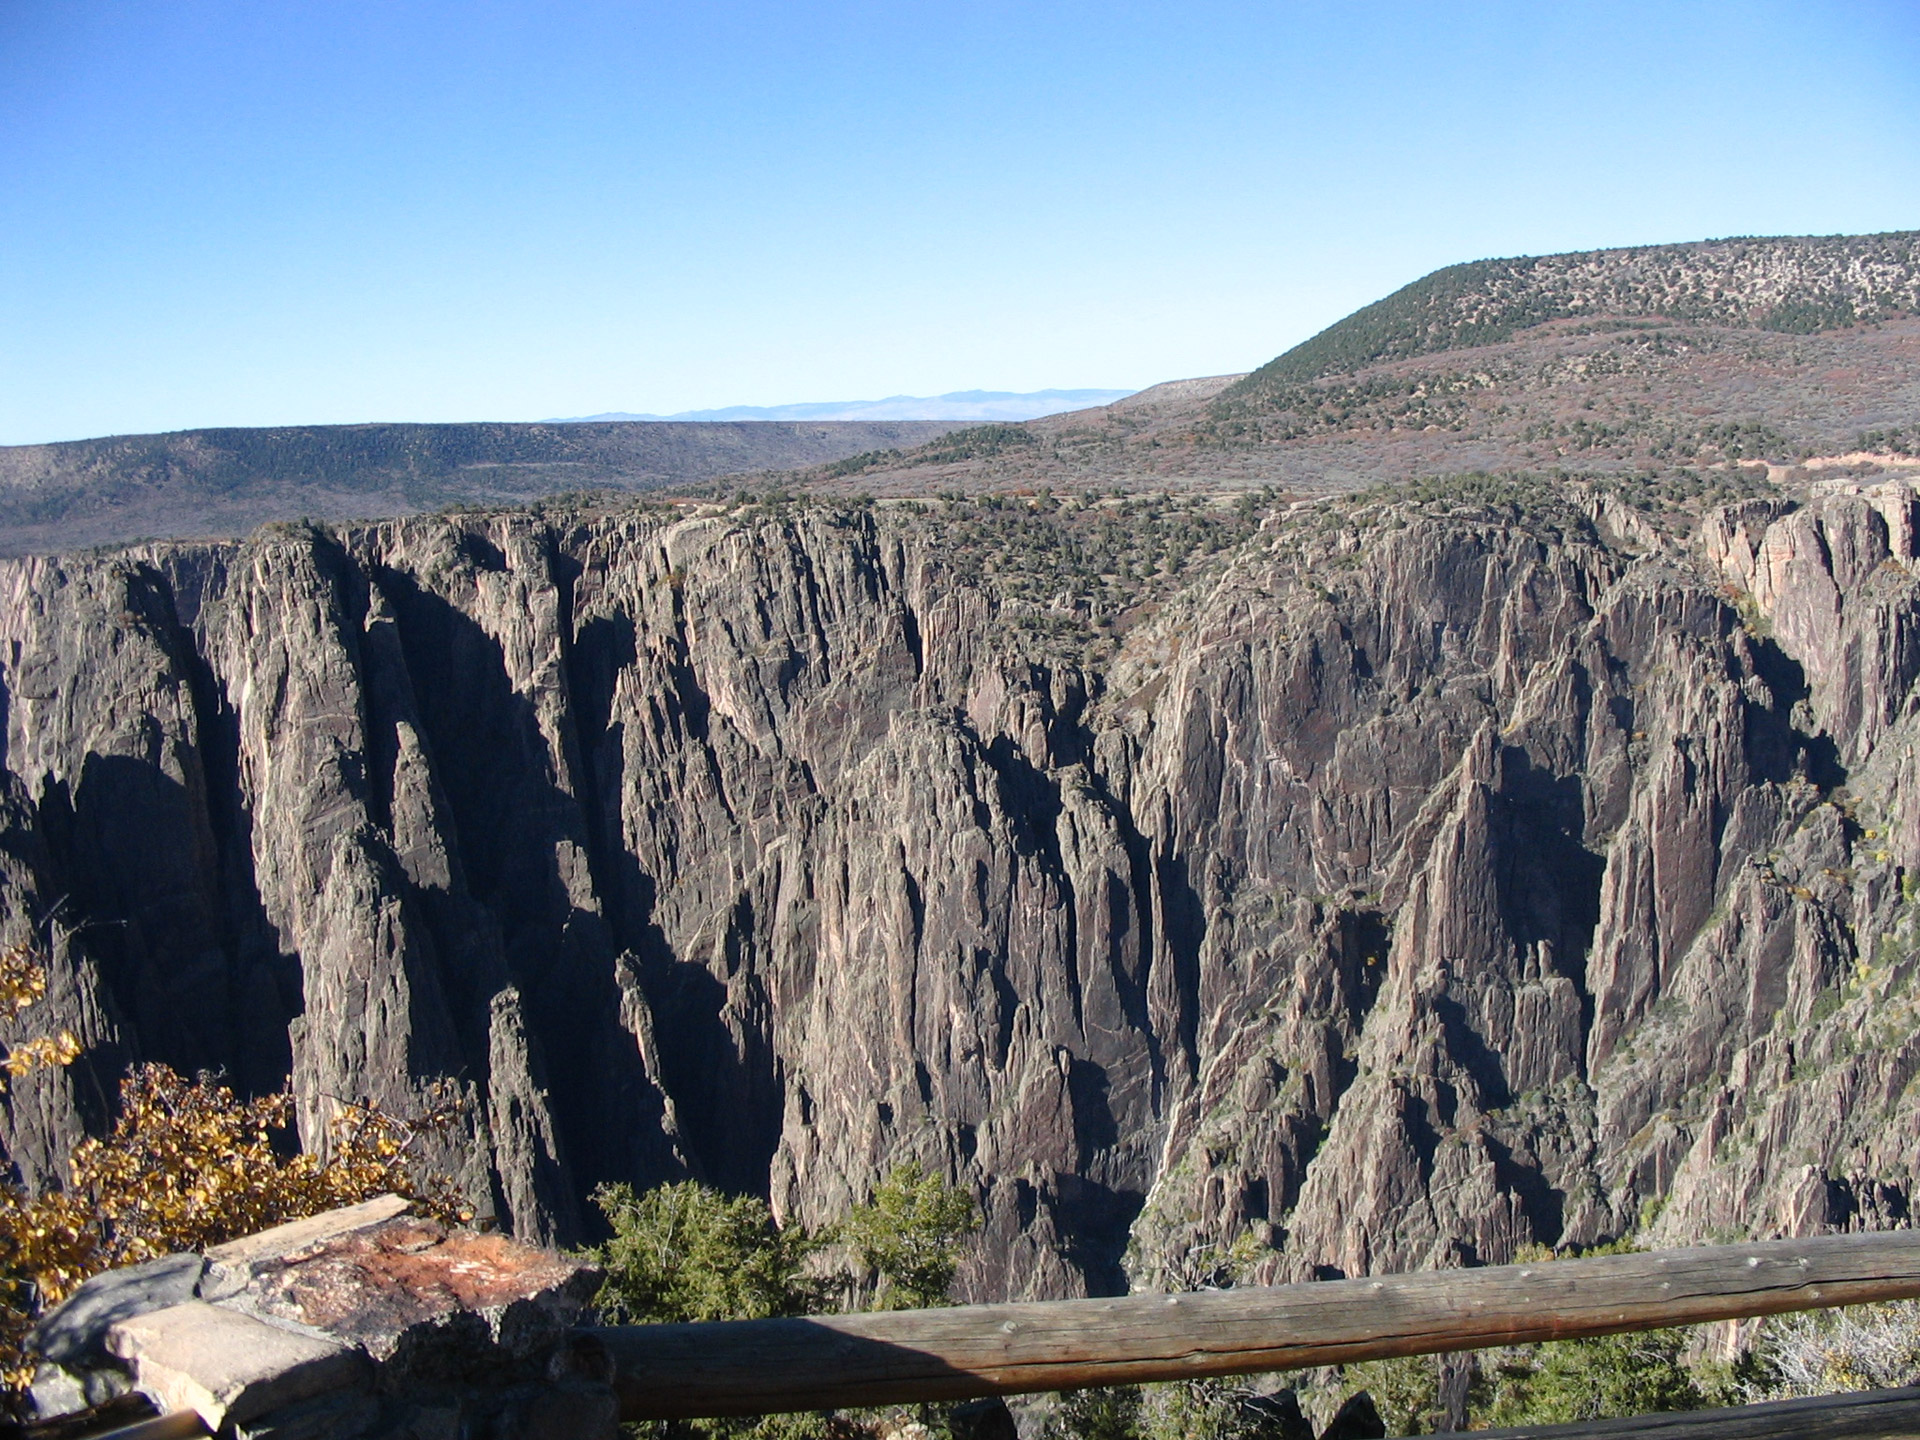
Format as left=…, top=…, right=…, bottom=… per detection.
left=4, top=482, right=1920, bottom=1296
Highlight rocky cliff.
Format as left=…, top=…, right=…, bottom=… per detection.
left=4, top=478, right=1919, bottom=1298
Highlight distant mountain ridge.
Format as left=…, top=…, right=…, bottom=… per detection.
left=12, top=230, right=1920, bottom=551
left=551, top=388, right=1136, bottom=424
left=0, top=419, right=959, bottom=555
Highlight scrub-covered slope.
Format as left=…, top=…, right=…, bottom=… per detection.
left=814, top=231, right=1920, bottom=496
left=1224, top=229, right=1920, bottom=400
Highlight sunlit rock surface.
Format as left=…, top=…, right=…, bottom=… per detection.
left=4, top=483, right=1919, bottom=1298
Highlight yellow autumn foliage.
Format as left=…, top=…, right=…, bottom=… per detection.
left=63, top=1065, right=468, bottom=1269
left=0, top=942, right=467, bottom=1405
left=0, top=942, right=79, bottom=1079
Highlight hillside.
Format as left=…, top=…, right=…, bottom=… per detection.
left=0, top=419, right=958, bottom=556
left=1224, top=229, right=1920, bottom=400
left=804, top=231, right=1920, bottom=498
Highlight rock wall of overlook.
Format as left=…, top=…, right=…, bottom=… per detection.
left=3, top=489, right=1920, bottom=1297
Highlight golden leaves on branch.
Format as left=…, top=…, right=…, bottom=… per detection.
left=66, top=1066, right=470, bottom=1269
left=0, top=943, right=471, bottom=1406
left=0, top=942, right=78, bottom=1086
left=3, top=1035, right=81, bottom=1079
left=0, top=944, right=49, bottom=1024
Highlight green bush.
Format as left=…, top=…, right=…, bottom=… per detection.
left=1040, top=1379, right=1314, bottom=1440
left=1476, top=1330, right=1706, bottom=1427
left=590, top=1180, right=824, bottom=1324
left=593, top=1170, right=980, bottom=1440
left=1337, top=1355, right=1452, bottom=1436
left=1042, top=1387, right=1143, bottom=1440
left=836, top=1163, right=981, bottom=1310
left=591, top=1166, right=982, bottom=1326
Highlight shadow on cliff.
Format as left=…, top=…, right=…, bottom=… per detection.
left=1495, top=747, right=1605, bottom=984
left=371, top=559, right=686, bottom=1225
left=555, top=576, right=782, bottom=1200
left=35, top=701, right=298, bottom=1104
left=1740, top=632, right=1846, bottom=789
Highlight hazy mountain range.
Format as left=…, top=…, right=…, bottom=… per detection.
left=548, top=388, right=1138, bottom=424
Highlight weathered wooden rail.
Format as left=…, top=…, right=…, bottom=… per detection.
left=71, top=1231, right=1920, bottom=1439
left=594, top=1230, right=1920, bottom=1420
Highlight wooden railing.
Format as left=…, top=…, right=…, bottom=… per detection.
left=594, top=1231, right=1920, bottom=1422
left=74, top=1231, right=1920, bottom=1440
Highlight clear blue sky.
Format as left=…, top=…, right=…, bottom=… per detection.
left=2, top=0, right=1916, bottom=444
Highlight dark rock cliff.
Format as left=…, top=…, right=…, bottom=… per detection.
left=4, top=482, right=1918, bottom=1296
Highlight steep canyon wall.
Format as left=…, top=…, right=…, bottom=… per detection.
left=3, top=487, right=1918, bottom=1298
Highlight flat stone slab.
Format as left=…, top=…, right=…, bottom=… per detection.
left=106, top=1300, right=369, bottom=1428
left=205, top=1193, right=412, bottom=1268
left=28, top=1252, right=207, bottom=1366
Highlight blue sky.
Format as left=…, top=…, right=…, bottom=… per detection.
left=2, top=1, right=1916, bottom=444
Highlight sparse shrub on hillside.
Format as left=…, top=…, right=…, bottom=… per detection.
left=914, top=425, right=1038, bottom=467
left=1861, top=428, right=1920, bottom=458
left=887, top=491, right=1268, bottom=662
left=1344, top=471, right=1592, bottom=535
left=1590, top=465, right=1778, bottom=512
left=1753, top=1300, right=1920, bottom=1398
left=1200, top=369, right=1492, bottom=446
left=823, top=450, right=902, bottom=479
left=1762, top=291, right=1859, bottom=335
left=1215, top=233, right=1920, bottom=412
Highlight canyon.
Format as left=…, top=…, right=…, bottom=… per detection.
left=5, top=474, right=1920, bottom=1299
left=4, top=232, right=1920, bottom=1301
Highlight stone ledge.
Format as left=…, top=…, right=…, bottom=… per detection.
left=30, top=1198, right=616, bottom=1440
left=105, top=1300, right=368, bottom=1429
left=234, top=1211, right=599, bottom=1367
left=27, top=1253, right=208, bottom=1369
